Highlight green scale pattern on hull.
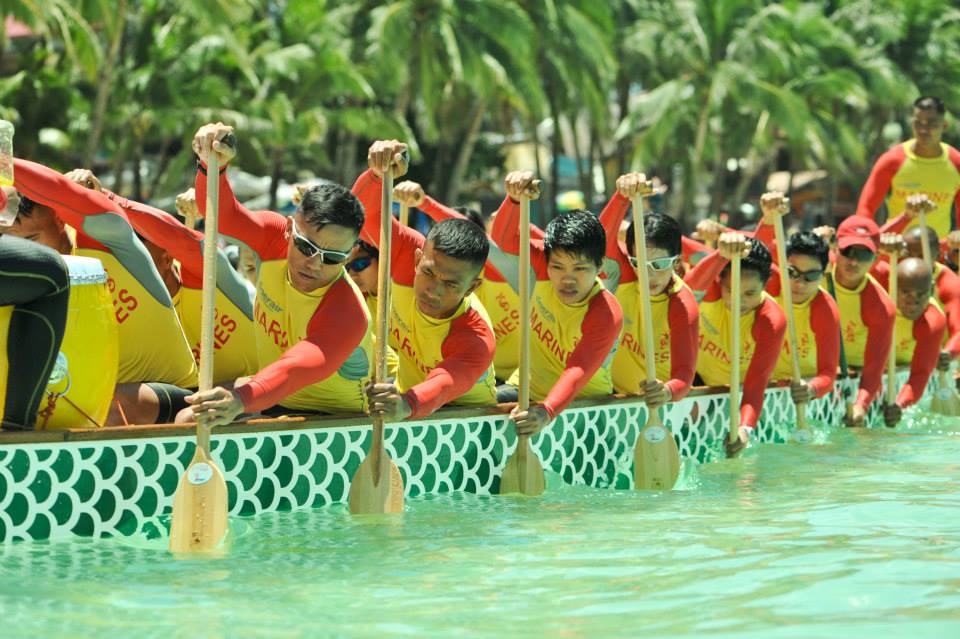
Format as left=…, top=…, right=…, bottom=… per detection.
left=0, top=373, right=927, bottom=543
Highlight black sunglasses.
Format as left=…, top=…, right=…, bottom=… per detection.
left=291, top=221, right=352, bottom=264
left=788, top=266, right=823, bottom=282
left=345, top=256, right=373, bottom=273
left=839, top=246, right=875, bottom=262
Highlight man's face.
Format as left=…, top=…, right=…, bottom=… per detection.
left=631, top=244, right=676, bottom=297
left=547, top=249, right=600, bottom=305
left=898, top=275, right=931, bottom=321
left=2, top=203, right=67, bottom=251
left=285, top=212, right=357, bottom=293
left=911, top=107, right=946, bottom=147
left=787, top=253, right=824, bottom=305
left=345, top=246, right=378, bottom=296
left=720, top=269, right=766, bottom=315
left=836, top=245, right=876, bottom=285
left=413, top=241, right=481, bottom=319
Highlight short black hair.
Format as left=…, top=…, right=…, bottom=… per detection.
left=722, top=238, right=773, bottom=284
left=914, top=96, right=946, bottom=115
left=626, top=212, right=681, bottom=257
left=17, top=194, right=36, bottom=218
left=787, top=231, right=829, bottom=269
left=453, top=206, right=489, bottom=231
left=426, top=218, right=489, bottom=273
left=299, top=183, right=364, bottom=234
left=355, top=239, right=379, bottom=260
left=543, top=209, right=605, bottom=267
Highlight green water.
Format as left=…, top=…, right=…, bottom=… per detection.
left=2, top=415, right=959, bottom=638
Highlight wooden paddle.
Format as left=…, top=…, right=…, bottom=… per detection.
left=169, top=150, right=229, bottom=554
left=770, top=199, right=812, bottom=442
left=349, top=170, right=405, bottom=514
left=728, top=242, right=743, bottom=452
left=886, top=249, right=899, bottom=412
left=499, top=190, right=546, bottom=496
left=631, top=190, right=680, bottom=490
left=916, top=210, right=960, bottom=415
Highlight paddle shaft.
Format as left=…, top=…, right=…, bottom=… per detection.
left=197, top=152, right=220, bottom=454
left=825, top=271, right=849, bottom=378
left=631, top=194, right=665, bottom=429
left=772, top=214, right=807, bottom=430
left=729, top=253, right=742, bottom=443
left=887, top=252, right=899, bottom=405
left=516, top=195, right=532, bottom=475
left=918, top=211, right=934, bottom=270
left=399, top=203, right=409, bottom=227
left=370, top=170, right=395, bottom=475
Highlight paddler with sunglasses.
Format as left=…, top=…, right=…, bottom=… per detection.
left=184, top=123, right=374, bottom=427
left=344, top=239, right=399, bottom=379
left=352, top=140, right=497, bottom=421
left=685, top=231, right=787, bottom=457
left=751, top=192, right=841, bottom=406
left=829, top=217, right=896, bottom=427
left=598, top=172, right=699, bottom=407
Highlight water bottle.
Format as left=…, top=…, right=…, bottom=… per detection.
left=0, top=119, right=13, bottom=187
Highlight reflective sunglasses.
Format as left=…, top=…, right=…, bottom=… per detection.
left=628, top=255, right=679, bottom=271
left=839, top=246, right=875, bottom=263
left=291, top=221, right=352, bottom=264
left=345, top=256, right=373, bottom=273
left=788, top=266, right=823, bottom=282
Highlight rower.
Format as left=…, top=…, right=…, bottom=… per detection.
left=599, top=172, right=699, bottom=406
left=0, top=187, right=70, bottom=431
left=185, top=122, right=374, bottom=426
left=830, top=217, right=896, bottom=426
left=7, top=159, right=198, bottom=425
left=391, top=179, right=527, bottom=382
left=753, top=192, right=841, bottom=405
left=64, top=170, right=259, bottom=384
left=685, top=232, right=787, bottom=457
left=880, top=246, right=946, bottom=427
left=353, top=140, right=497, bottom=421
left=344, top=239, right=399, bottom=379
left=489, top=171, right=624, bottom=437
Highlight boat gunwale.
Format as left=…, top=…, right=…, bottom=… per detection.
left=0, top=370, right=880, bottom=446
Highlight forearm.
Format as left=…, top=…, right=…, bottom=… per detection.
left=683, top=249, right=728, bottom=294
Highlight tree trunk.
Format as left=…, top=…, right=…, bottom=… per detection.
left=444, top=100, right=485, bottom=205
left=132, top=132, right=144, bottom=202
left=569, top=114, right=591, bottom=206
left=84, top=1, right=127, bottom=166
left=269, top=147, right=284, bottom=211
left=684, top=85, right=713, bottom=225
left=147, top=137, right=173, bottom=198
left=111, top=141, right=128, bottom=194
left=709, top=130, right=725, bottom=218
left=531, top=118, right=546, bottom=228
left=548, top=91, right=563, bottom=221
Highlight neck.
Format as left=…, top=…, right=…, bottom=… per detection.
left=911, top=139, right=942, bottom=159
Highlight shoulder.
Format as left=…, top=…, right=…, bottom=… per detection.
left=587, top=288, right=624, bottom=325
left=878, top=144, right=908, bottom=167
left=756, top=296, right=787, bottom=332
left=922, top=302, right=947, bottom=332
left=448, top=306, right=496, bottom=353
left=947, top=144, right=960, bottom=171
left=669, top=283, right=699, bottom=320
left=864, top=277, right=895, bottom=312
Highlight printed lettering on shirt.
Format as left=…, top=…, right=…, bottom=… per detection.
left=254, top=299, right=290, bottom=349
left=106, top=275, right=139, bottom=324
left=190, top=309, right=240, bottom=362
left=531, top=306, right=568, bottom=362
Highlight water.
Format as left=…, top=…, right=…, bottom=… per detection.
left=2, top=415, right=959, bottom=638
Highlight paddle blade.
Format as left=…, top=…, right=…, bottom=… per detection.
left=169, top=448, right=229, bottom=555
left=932, top=386, right=960, bottom=416
left=633, top=418, right=680, bottom=491
left=348, top=454, right=404, bottom=515
left=499, top=442, right=545, bottom=496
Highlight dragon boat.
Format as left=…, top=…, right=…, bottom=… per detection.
left=0, top=369, right=934, bottom=543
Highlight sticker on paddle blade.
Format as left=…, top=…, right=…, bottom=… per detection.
left=187, top=462, right=214, bottom=485
left=643, top=425, right=668, bottom=444
left=793, top=429, right=813, bottom=444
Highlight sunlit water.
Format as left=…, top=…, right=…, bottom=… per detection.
left=2, top=413, right=959, bottom=638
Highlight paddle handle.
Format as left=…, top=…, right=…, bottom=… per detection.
left=887, top=253, right=898, bottom=406
left=772, top=213, right=807, bottom=430
left=729, top=253, right=742, bottom=443
left=196, top=152, right=220, bottom=454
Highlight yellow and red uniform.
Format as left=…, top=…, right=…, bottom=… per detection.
left=893, top=301, right=946, bottom=407
left=857, top=140, right=960, bottom=236
left=685, top=250, right=787, bottom=428
left=13, top=159, right=197, bottom=388
left=353, top=171, right=496, bottom=417
left=196, top=167, right=373, bottom=413
left=490, top=197, right=624, bottom=419
left=597, top=192, right=699, bottom=399
left=104, top=192, right=258, bottom=382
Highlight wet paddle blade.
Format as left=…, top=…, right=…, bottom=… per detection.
left=633, top=416, right=680, bottom=491
left=932, top=372, right=960, bottom=416
left=169, top=447, right=229, bottom=554
left=348, top=454, right=404, bottom=515
left=499, top=440, right=545, bottom=496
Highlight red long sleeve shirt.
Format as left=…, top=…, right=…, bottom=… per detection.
left=353, top=170, right=496, bottom=418
left=490, top=195, right=623, bottom=417
left=597, top=192, right=699, bottom=400
left=196, top=167, right=370, bottom=413
left=894, top=302, right=946, bottom=407
left=685, top=250, right=787, bottom=428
